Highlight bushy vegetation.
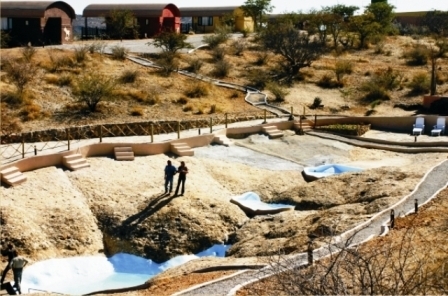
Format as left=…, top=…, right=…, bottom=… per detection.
left=202, top=26, right=231, bottom=49
left=266, top=82, right=289, bottom=102
left=408, top=72, right=430, bottom=95
left=73, top=72, right=115, bottom=112
left=211, top=60, right=231, bottom=78
left=119, top=70, right=139, bottom=84
left=184, top=82, right=210, bottom=98
left=110, top=45, right=129, bottom=60
left=319, top=123, right=371, bottom=136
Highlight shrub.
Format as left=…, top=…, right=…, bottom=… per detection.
left=233, top=39, right=246, bottom=56
left=311, top=97, right=322, bottom=109
left=240, top=27, right=250, bottom=38
left=47, top=52, right=75, bottom=72
left=3, top=59, right=36, bottom=94
left=74, top=45, right=89, bottom=63
left=119, top=70, right=139, bottom=84
left=158, top=53, right=179, bottom=76
left=73, top=72, right=115, bottom=112
left=21, top=46, right=37, bottom=63
left=110, top=45, right=129, bottom=60
left=212, top=60, right=230, bottom=78
left=408, top=72, right=430, bottom=95
left=202, top=26, right=230, bottom=49
left=361, top=83, right=391, bottom=102
left=20, top=102, right=42, bottom=121
left=187, top=58, right=203, bottom=73
left=403, top=44, right=429, bottom=66
left=182, top=104, right=193, bottom=112
left=209, top=104, right=217, bottom=114
left=176, top=97, right=189, bottom=105
left=317, top=74, right=343, bottom=89
left=130, top=106, right=144, bottom=116
left=266, top=82, right=289, bottom=102
left=319, top=123, right=371, bottom=136
left=247, top=69, right=270, bottom=90
left=58, top=73, right=73, bottom=86
left=87, top=42, right=107, bottom=54
left=184, top=82, right=210, bottom=98
left=334, top=60, right=353, bottom=82
left=254, top=51, right=269, bottom=66
left=1, top=31, right=11, bottom=48
left=211, top=46, right=226, bottom=61
left=229, top=91, right=239, bottom=99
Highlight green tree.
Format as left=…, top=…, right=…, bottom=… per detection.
left=150, top=30, right=192, bottom=55
left=365, top=2, right=396, bottom=35
left=241, top=0, right=274, bottom=31
left=73, top=72, right=115, bottom=112
left=260, top=17, right=324, bottom=82
left=423, top=10, right=448, bottom=36
left=348, top=12, right=381, bottom=49
left=104, top=9, right=138, bottom=41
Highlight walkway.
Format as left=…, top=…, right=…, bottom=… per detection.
left=175, top=159, right=448, bottom=296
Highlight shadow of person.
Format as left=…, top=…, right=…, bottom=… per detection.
left=121, top=192, right=175, bottom=227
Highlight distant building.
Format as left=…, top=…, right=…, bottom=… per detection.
left=179, top=6, right=253, bottom=33
left=0, top=1, right=76, bottom=46
left=82, top=3, right=180, bottom=39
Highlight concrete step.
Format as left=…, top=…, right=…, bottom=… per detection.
left=171, top=142, right=194, bottom=156
left=114, top=147, right=134, bottom=161
left=63, top=154, right=90, bottom=170
left=1, top=166, right=27, bottom=187
left=213, top=135, right=232, bottom=147
left=262, top=126, right=284, bottom=139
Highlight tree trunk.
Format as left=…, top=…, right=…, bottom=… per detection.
left=430, top=56, right=437, bottom=96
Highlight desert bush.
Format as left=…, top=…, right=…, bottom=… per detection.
left=21, top=46, right=37, bottom=63
left=240, top=27, right=250, bottom=38
left=158, top=53, right=179, bottom=76
left=1, top=31, right=11, bottom=48
left=247, top=69, right=271, bottom=90
left=73, top=72, right=115, bottom=112
left=212, top=59, right=230, bottom=78
left=254, top=51, right=269, bottom=66
left=130, top=106, right=144, bottom=116
left=187, top=58, right=203, bottom=73
left=20, top=101, right=42, bottom=121
left=310, top=97, right=323, bottom=109
left=47, top=52, right=75, bottom=72
left=176, top=97, right=189, bottom=105
left=3, top=59, right=37, bottom=94
left=408, top=72, right=430, bottom=95
left=403, top=44, right=429, bottom=65
left=317, top=74, right=343, bottom=89
left=184, top=82, right=210, bottom=98
left=232, top=39, right=246, bottom=56
left=334, top=60, right=353, bottom=82
left=266, top=82, right=289, bottom=102
left=202, top=26, right=231, bottom=49
left=361, top=68, right=401, bottom=101
left=229, top=90, right=239, bottom=99
left=211, top=46, right=226, bottom=61
left=0, top=103, right=22, bottom=134
left=319, top=123, right=371, bottom=135
left=110, top=45, right=129, bottom=60
left=74, top=45, right=89, bottom=63
left=182, top=104, right=193, bottom=112
left=119, top=70, right=139, bottom=84
left=361, top=83, right=391, bottom=102
left=58, top=73, right=73, bottom=86
left=87, top=42, right=107, bottom=54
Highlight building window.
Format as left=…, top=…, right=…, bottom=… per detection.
left=198, top=16, right=213, bottom=26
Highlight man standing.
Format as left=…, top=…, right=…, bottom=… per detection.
left=174, top=161, right=188, bottom=196
left=164, top=160, right=177, bottom=194
left=0, top=243, right=15, bottom=286
left=10, top=250, right=29, bottom=294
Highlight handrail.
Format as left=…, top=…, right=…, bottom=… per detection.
left=28, top=287, right=64, bottom=295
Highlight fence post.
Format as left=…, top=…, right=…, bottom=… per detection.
left=289, top=106, right=294, bottom=121
left=99, top=125, right=102, bottom=143
left=303, top=106, right=306, bottom=118
left=22, top=135, right=25, bottom=159
left=390, top=209, right=395, bottom=229
left=209, top=117, right=212, bottom=134
left=262, top=109, right=267, bottom=124
left=177, top=121, right=180, bottom=139
left=314, top=114, right=317, bottom=129
left=34, top=145, right=37, bottom=155
left=150, top=124, right=154, bottom=143
left=307, top=240, right=313, bottom=265
left=66, top=128, right=70, bottom=151
left=225, top=113, right=228, bottom=128
left=415, top=199, right=418, bottom=213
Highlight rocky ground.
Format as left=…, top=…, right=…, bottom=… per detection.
left=1, top=131, right=446, bottom=294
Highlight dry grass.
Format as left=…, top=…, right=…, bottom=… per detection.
left=1, top=35, right=447, bottom=134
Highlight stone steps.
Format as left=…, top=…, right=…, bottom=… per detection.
left=261, top=125, right=284, bottom=139
left=114, top=147, right=135, bottom=161
left=62, top=153, right=90, bottom=171
left=171, top=142, right=194, bottom=156
left=0, top=166, right=27, bottom=187
left=213, top=135, right=232, bottom=147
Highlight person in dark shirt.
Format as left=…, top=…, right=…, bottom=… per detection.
left=1, top=243, right=15, bottom=285
left=164, top=160, right=177, bottom=194
left=174, top=161, right=189, bottom=196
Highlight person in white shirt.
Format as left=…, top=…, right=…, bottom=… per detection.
left=9, top=251, right=29, bottom=295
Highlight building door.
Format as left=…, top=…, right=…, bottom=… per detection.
left=162, top=18, right=174, bottom=31
left=44, top=18, right=62, bottom=45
